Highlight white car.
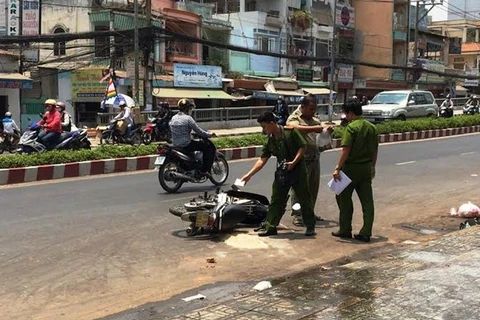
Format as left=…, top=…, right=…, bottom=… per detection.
left=362, top=90, right=439, bottom=122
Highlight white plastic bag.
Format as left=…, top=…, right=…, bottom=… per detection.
left=317, top=131, right=333, bottom=152
left=453, top=201, right=480, bottom=218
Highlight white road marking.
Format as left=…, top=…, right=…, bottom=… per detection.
left=461, top=151, right=477, bottom=156
left=395, top=161, right=416, bottom=166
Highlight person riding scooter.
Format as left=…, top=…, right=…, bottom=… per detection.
left=1, top=111, right=21, bottom=146
left=37, top=99, right=62, bottom=150
left=440, top=95, right=454, bottom=118
left=113, top=100, right=133, bottom=137
left=155, top=102, right=173, bottom=133
left=464, top=96, right=479, bottom=114
left=56, top=101, right=77, bottom=132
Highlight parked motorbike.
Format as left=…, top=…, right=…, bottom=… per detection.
left=100, top=119, right=142, bottom=145
left=155, top=138, right=229, bottom=193
left=141, top=117, right=171, bottom=145
left=16, top=123, right=91, bottom=154
left=463, top=104, right=479, bottom=115
left=169, top=187, right=269, bottom=236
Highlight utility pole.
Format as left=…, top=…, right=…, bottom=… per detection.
left=144, top=0, right=152, bottom=110
left=134, top=0, right=140, bottom=106
left=412, top=1, right=442, bottom=89
left=412, top=0, right=420, bottom=89
left=328, top=0, right=338, bottom=123
left=109, top=10, right=116, bottom=81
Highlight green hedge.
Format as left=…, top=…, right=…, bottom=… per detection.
left=331, top=114, right=480, bottom=138
left=1, top=115, right=480, bottom=169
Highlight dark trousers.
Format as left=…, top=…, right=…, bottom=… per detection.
left=185, top=140, right=215, bottom=173
left=335, top=163, right=375, bottom=236
left=38, top=131, right=61, bottom=150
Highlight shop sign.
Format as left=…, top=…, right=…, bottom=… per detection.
left=7, top=0, right=19, bottom=36
left=337, top=64, right=354, bottom=83
left=71, top=69, right=109, bottom=99
left=336, top=4, right=355, bottom=29
left=174, top=64, right=222, bottom=88
left=465, top=69, right=479, bottom=87
left=22, top=0, right=40, bottom=62
left=0, top=79, right=32, bottom=89
left=296, top=69, right=313, bottom=82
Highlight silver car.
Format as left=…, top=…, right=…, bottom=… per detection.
left=362, top=90, right=439, bottom=122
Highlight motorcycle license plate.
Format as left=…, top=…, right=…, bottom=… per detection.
left=154, top=156, right=165, bottom=166
left=195, top=211, right=210, bottom=228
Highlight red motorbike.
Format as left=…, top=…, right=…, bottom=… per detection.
left=142, top=117, right=171, bottom=145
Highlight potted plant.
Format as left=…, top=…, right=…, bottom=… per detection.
left=290, top=10, right=312, bottom=31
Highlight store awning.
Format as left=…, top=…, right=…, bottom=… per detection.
left=0, top=73, right=33, bottom=89
left=302, top=88, right=334, bottom=95
left=152, top=88, right=239, bottom=100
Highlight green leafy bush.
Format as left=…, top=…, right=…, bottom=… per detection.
left=332, top=115, right=480, bottom=139
left=2, top=116, right=479, bottom=169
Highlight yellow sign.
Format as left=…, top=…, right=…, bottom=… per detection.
left=71, top=69, right=107, bottom=99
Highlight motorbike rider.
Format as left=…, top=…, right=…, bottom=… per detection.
left=272, top=96, right=289, bottom=125
left=55, top=101, right=76, bottom=132
left=113, top=100, right=133, bottom=137
left=155, top=102, right=173, bottom=132
left=440, top=95, right=454, bottom=117
left=37, top=99, right=62, bottom=150
left=2, top=111, right=21, bottom=146
left=170, top=99, right=216, bottom=177
left=465, top=95, right=479, bottom=113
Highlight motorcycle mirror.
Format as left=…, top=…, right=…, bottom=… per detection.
left=292, top=203, right=301, bottom=211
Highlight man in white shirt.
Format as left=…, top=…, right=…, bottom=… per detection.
left=2, top=112, right=21, bottom=145
left=113, top=100, right=133, bottom=136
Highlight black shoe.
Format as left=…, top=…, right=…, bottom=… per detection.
left=331, top=231, right=352, bottom=239
left=305, top=227, right=316, bottom=236
left=258, top=228, right=278, bottom=237
left=354, top=234, right=371, bottom=243
left=315, top=215, right=324, bottom=222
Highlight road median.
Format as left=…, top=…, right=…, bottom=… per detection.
left=1, top=124, right=479, bottom=186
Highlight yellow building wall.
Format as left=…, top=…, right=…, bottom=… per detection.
left=353, top=0, right=394, bottom=80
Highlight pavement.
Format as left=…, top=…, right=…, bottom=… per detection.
left=1, top=133, right=480, bottom=319
left=100, top=226, right=480, bottom=320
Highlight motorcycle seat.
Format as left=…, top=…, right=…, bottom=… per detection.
left=59, top=131, right=76, bottom=142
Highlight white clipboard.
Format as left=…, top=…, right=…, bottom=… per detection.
left=327, top=171, right=352, bottom=195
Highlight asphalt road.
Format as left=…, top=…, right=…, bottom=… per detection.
left=1, top=133, right=480, bottom=320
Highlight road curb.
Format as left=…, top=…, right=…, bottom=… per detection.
left=1, top=125, right=479, bottom=186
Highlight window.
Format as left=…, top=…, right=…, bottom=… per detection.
left=256, top=36, right=275, bottom=53
left=423, top=93, right=434, bottom=104
left=414, top=93, right=427, bottom=105
left=245, top=0, right=256, bottom=11
left=95, top=26, right=110, bottom=58
left=53, top=28, right=66, bottom=56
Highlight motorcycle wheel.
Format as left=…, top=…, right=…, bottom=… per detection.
left=158, top=161, right=184, bottom=193
left=209, top=157, right=229, bottom=186
left=142, top=132, right=153, bottom=145
left=169, top=204, right=187, bottom=217
left=131, top=131, right=142, bottom=146
left=100, top=130, right=115, bottom=145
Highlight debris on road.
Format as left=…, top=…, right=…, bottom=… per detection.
left=402, top=240, right=420, bottom=245
left=181, top=294, right=206, bottom=302
left=253, top=281, right=272, bottom=291
left=450, top=201, right=480, bottom=218
left=206, top=258, right=216, bottom=264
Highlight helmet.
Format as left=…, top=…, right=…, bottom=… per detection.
left=44, top=99, right=57, bottom=106
left=5, top=111, right=12, bottom=117
left=177, top=98, right=194, bottom=112
left=56, top=101, right=66, bottom=110
left=119, top=100, right=127, bottom=107
left=159, top=102, right=169, bottom=108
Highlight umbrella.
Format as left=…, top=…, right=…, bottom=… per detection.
left=101, top=94, right=136, bottom=109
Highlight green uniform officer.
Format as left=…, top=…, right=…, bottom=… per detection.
left=241, top=112, right=317, bottom=237
left=286, top=94, right=333, bottom=225
left=331, top=100, right=379, bottom=243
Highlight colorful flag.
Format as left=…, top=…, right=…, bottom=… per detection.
left=101, top=76, right=117, bottom=109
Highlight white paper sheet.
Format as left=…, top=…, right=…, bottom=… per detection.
left=327, top=170, right=352, bottom=195
left=234, top=178, right=245, bottom=188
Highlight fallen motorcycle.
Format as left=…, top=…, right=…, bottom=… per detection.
left=169, top=187, right=269, bottom=236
